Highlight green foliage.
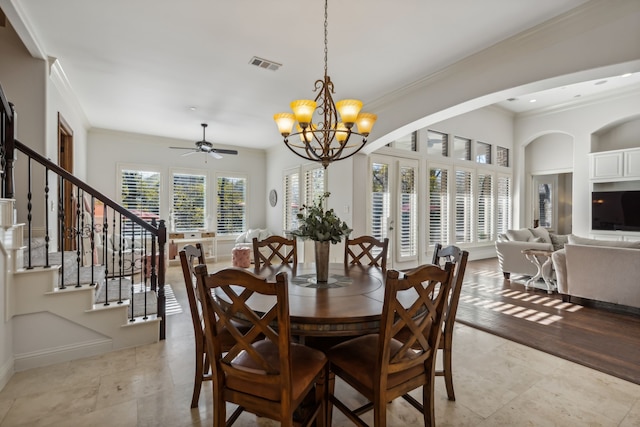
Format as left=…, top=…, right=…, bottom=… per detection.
left=292, top=192, right=352, bottom=244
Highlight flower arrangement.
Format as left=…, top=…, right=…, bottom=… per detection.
left=292, top=192, right=352, bottom=244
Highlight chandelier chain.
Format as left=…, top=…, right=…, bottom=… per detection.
left=324, top=0, right=328, bottom=77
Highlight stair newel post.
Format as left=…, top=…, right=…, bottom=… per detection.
left=58, top=175, right=65, bottom=288
left=118, top=214, right=123, bottom=303
left=103, top=206, right=109, bottom=305
left=130, top=219, right=140, bottom=321
left=1, top=101, right=16, bottom=199
left=75, top=186, right=82, bottom=288
left=44, top=167, right=50, bottom=268
left=26, top=157, right=33, bottom=269
left=111, top=210, right=116, bottom=281
left=150, top=220, right=157, bottom=292
left=157, top=219, right=166, bottom=340
left=90, top=194, right=95, bottom=286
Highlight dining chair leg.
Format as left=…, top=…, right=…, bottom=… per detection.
left=191, top=338, right=205, bottom=408
left=326, top=370, right=335, bottom=427
left=422, top=374, right=436, bottom=427
left=443, top=342, right=456, bottom=401
left=316, top=366, right=328, bottom=427
left=373, top=396, right=387, bottom=427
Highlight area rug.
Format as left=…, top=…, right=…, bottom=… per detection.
left=456, top=260, right=640, bottom=385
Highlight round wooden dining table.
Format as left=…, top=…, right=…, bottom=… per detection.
left=216, top=263, right=388, bottom=337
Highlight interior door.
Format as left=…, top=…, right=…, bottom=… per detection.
left=58, top=113, right=74, bottom=251
left=369, top=156, right=419, bottom=269
left=532, top=174, right=557, bottom=230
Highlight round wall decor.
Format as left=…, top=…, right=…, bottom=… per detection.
left=269, top=189, right=278, bottom=207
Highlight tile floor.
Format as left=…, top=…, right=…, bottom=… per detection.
left=0, top=262, right=639, bottom=426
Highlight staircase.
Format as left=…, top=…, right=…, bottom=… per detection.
left=1, top=85, right=167, bottom=371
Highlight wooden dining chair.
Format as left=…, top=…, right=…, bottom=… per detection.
left=179, top=244, right=250, bottom=408
left=253, top=235, right=298, bottom=269
left=430, top=243, right=469, bottom=402
left=326, top=263, right=455, bottom=427
left=344, top=235, right=389, bottom=271
left=194, top=266, right=328, bottom=427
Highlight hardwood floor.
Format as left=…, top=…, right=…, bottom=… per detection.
left=459, top=258, right=640, bottom=385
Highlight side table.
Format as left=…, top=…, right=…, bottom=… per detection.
left=521, top=248, right=557, bottom=294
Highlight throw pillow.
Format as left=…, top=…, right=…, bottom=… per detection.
left=549, top=233, right=569, bottom=251
left=528, top=226, right=551, bottom=244
left=506, top=228, right=534, bottom=242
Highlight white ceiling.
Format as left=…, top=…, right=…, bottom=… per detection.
left=3, top=0, right=638, bottom=149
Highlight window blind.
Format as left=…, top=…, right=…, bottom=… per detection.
left=477, top=173, right=494, bottom=242
left=120, top=168, right=160, bottom=236
left=172, top=172, right=206, bottom=232
left=304, top=167, right=325, bottom=206
left=455, top=169, right=473, bottom=243
left=497, top=175, right=512, bottom=234
left=428, top=167, right=449, bottom=246
left=371, top=162, right=390, bottom=242
left=216, top=175, right=246, bottom=235
left=283, top=170, right=300, bottom=231
left=398, top=165, right=417, bottom=259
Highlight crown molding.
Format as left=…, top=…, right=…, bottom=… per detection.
left=48, top=57, right=90, bottom=128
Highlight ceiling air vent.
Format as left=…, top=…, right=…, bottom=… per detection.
left=249, top=56, right=281, bottom=71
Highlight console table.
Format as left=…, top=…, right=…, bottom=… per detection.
left=168, top=231, right=216, bottom=264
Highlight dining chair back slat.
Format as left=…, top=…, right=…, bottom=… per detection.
left=253, top=235, right=298, bottom=269
left=344, top=235, right=389, bottom=271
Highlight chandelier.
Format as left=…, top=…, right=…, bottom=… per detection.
left=273, top=0, right=377, bottom=169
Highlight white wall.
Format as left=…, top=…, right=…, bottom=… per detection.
left=596, top=117, right=640, bottom=151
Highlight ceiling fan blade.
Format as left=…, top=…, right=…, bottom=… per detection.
left=212, top=148, right=238, bottom=155
left=170, top=146, right=193, bottom=150
left=181, top=151, right=199, bottom=157
left=208, top=151, right=223, bottom=160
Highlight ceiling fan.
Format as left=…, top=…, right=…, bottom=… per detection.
left=170, top=123, right=238, bottom=159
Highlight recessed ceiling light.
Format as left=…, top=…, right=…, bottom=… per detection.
left=506, top=97, right=517, bottom=102
left=529, top=99, right=537, bottom=103
left=574, top=94, right=582, bottom=98
left=594, top=80, right=608, bottom=85
left=621, top=73, right=632, bottom=78
left=189, top=106, right=197, bottom=111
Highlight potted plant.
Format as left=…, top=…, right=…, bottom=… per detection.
left=292, top=192, right=352, bottom=282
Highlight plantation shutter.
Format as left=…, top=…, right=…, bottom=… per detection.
left=283, top=170, right=300, bottom=231
left=477, top=172, right=494, bottom=242
left=428, top=166, right=449, bottom=246
left=371, top=162, right=390, bottom=242
left=397, top=163, right=418, bottom=260
left=497, top=175, right=512, bottom=234
left=304, top=166, right=325, bottom=206
left=172, top=172, right=206, bottom=232
left=120, top=168, right=160, bottom=236
left=455, top=169, right=473, bottom=244
left=216, top=175, right=246, bottom=235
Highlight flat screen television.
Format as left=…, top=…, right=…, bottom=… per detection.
left=592, top=190, right=640, bottom=231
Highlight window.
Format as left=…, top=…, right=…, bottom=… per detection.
left=477, top=173, right=493, bottom=242
left=283, top=165, right=325, bottom=232
left=497, top=146, right=510, bottom=167
left=427, top=130, right=448, bottom=157
left=216, top=174, right=246, bottom=235
left=398, top=164, right=417, bottom=259
left=392, top=132, right=417, bottom=151
left=455, top=169, right=473, bottom=243
left=476, top=141, right=492, bottom=164
left=496, top=175, right=512, bottom=234
left=453, top=136, right=471, bottom=161
left=119, top=166, right=161, bottom=235
left=371, top=162, right=390, bottom=243
left=283, top=169, right=300, bottom=231
left=171, top=172, right=206, bottom=232
left=428, top=166, right=449, bottom=246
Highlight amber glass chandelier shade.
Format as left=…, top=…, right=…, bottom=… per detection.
left=290, top=100, right=317, bottom=126
left=335, top=123, right=348, bottom=143
left=297, top=124, right=316, bottom=143
left=274, top=113, right=296, bottom=136
left=335, top=99, right=363, bottom=125
left=355, top=112, right=377, bottom=136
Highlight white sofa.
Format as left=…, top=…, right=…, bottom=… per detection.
left=495, top=227, right=568, bottom=279
left=94, top=233, right=144, bottom=276
left=551, top=235, right=640, bottom=308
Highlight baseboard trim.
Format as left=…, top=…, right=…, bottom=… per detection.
left=13, top=338, right=113, bottom=371
left=0, top=356, right=14, bottom=392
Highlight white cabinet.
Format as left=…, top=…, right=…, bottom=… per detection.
left=591, top=148, right=640, bottom=181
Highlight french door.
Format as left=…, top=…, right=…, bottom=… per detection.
left=369, top=156, right=419, bottom=269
